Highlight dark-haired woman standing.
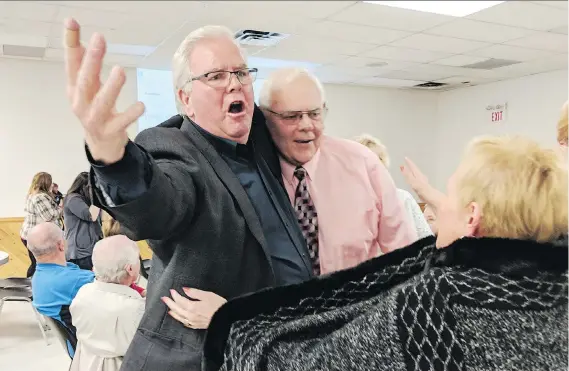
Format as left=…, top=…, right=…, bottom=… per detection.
left=63, top=172, right=102, bottom=270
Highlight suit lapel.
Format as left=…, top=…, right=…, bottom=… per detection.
left=180, top=119, right=269, bottom=256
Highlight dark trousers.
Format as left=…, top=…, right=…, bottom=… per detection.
left=22, top=238, right=36, bottom=278
left=68, top=256, right=93, bottom=271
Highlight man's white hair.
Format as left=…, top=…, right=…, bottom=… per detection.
left=27, top=222, right=64, bottom=258
left=92, top=235, right=140, bottom=284
left=258, top=68, right=326, bottom=109
left=171, top=25, right=246, bottom=114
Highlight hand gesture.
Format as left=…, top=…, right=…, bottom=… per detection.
left=400, top=157, right=430, bottom=196
left=64, top=18, right=145, bottom=164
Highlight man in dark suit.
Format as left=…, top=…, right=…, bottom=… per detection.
left=63, top=18, right=313, bottom=371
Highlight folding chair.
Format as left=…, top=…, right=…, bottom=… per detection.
left=0, top=287, right=49, bottom=345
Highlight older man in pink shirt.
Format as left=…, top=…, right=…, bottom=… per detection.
left=259, top=68, right=416, bottom=274
left=162, top=68, right=417, bottom=327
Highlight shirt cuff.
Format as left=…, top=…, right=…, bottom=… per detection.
left=86, top=141, right=147, bottom=186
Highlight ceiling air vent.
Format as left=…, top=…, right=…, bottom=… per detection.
left=234, top=29, right=289, bottom=47
left=2, top=45, right=45, bottom=58
left=413, top=81, right=448, bottom=89
left=462, top=58, right=520, bottom=70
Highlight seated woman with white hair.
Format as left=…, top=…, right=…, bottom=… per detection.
left=70, top=236, right=145, bottom=371
left=201, top=135, right=568, bottom=371
left=354, top=133, right=432, bottom=239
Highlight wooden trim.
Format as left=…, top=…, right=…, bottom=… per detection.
left=0, top=217, right=24, bottom=223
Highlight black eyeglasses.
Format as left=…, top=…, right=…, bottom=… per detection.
left=265, top=107, right=328, bottom=125
left=188, top=68, right=258, bottom=89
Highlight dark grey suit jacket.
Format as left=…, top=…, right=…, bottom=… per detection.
left=89, top=112, right=310, bottom=371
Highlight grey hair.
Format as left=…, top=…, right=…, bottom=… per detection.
left=353, top=133, right=391, bottom=168
left=172, top=25, right=246, bottom=114
left=27, top=222, right=64, bottom=258
left=92, top=236, right=140, bottom=284
left=258, top=67, right=326, bottom=109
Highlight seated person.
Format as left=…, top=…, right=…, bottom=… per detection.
left=200, top=135, right=568, bottom=371
left=422, top=204, right=438, bottom=236
left=70, top=235, right=145, bottom=371
left=28, top=222, right=95, bottom=356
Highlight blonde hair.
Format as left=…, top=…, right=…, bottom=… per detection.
left=353, top=134, right=390, bottom=168
left=101, top=211, right=122, bottom=237
left=456, top=135, right=567, bottom=243
left=557, top=101, right=568, bottom=145
left=28, top=172, right=52, bottom=196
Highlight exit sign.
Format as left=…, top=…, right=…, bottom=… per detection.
left=487, top=103, right=508, bottom=123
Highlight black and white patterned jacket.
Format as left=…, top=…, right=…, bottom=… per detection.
left=203, top=235, right=568, bottom=371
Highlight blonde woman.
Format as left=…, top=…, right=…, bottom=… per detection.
left=201, top=135, right=568, bottom=371
left=354, top=134, right=432, bottom=239
left=20, top=172, right=63, bottom=277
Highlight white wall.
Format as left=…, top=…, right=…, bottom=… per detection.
left=433, top=70, right=568, bottom=191
left=0, top=59, right=138, bottom=218
left=0, top=57, right=566, bottom=217
left=322, top=84, right=439, bottom=191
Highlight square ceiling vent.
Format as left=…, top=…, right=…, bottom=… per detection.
left=234, top=29, right=289, bottom=47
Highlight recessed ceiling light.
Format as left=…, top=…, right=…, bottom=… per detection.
left=363, top=1, right=505, bottom=17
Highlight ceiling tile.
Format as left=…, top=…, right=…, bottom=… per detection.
left=389, top=34, right=489, bottom=54
left=361, top=45, right=453, bottom=63
left=328, top=2, right=453, bottom=32
left=3, top=2, right=59, bottom=22
left=104, top=53, right=145, bottom=67
left=55, top=6, right=145, bottom=29
left=432, top=55, right=489, bottom=67
left=333, top=56, right=420, bottom=71
left=426, top=19, right=536, bottom=43
left=220, top=14, right=313, bottom=36
left=296, top=20, right=411, bottom=45
left=504, top=32, right=568, bottom=52
left=379, top=69, right=454, bottom=82
left=489, top=53, right=567, bottom=78
left=468, top=1, right=568, bottom=31
left=0, top=33, right=48, bottom=48
left=0, top=19, right=53, bottom=37
left=207, top=1, right=357, bottom=20
left=549, top=26, right=568, bottom=35
left=467, top=44, right=557, bottom=62
left=352, top=76, right=426, bottom=88
left=315, top=65, right=386, bottom=78
left=43, top=47, right=63, bottom=60
left=530, top=1, right=568, bottom=9
left=265, top=34, right=375, bottom=56
left=313, top=68, right=362, bottom=85
left=405, top=63, right=503, bottom=79
left=253, top=46, right=347, bottom=65
left=434, top=76, right=493, bottom=85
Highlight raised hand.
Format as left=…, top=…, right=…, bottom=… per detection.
left=400, top=157, right=444, bottom=210
left=64, top=18, right=145, bottom=164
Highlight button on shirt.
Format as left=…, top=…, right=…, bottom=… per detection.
left=280, top=135, right=417, bottom=274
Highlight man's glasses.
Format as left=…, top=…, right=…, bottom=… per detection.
left=188, top=68, right=258, bottom=89
left=266, top=107, right=328, bottom=125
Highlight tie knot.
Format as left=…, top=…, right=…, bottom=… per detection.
left=294, top=166, right=307, bottom=181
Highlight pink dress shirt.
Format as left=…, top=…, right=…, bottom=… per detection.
left=281, top=135, right=417, bottom=274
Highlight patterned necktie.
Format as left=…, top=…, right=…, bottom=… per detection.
left=293, top=166, right=320, bottom=275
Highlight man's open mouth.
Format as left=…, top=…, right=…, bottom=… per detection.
left=294, top=139, right=313, bottom=144
left=228, top=101, right=245, bottom=114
